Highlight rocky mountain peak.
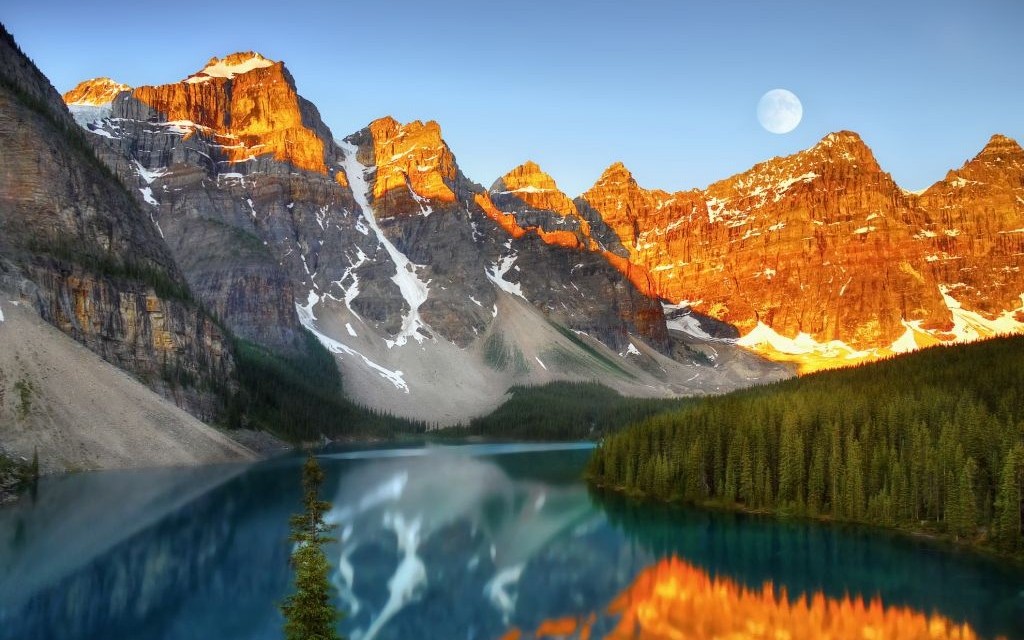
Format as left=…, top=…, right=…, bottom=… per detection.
left=595, top=161, right=637, bottom=187
left=62, top=77, right=130, bottom=105
left=184, top=51, right=276, bottom=84
left=929, top=134, right=1024, bottom=191
left=817, top=129, right=866, bottom=147
left=980, top=133, right=1022, bottom=153
left=805, top=130, right=880, bottom=169
left=972, top=133, right=1024, bottom=167
left=108, top=52, right=329, bottom=174
left=367, top=116, right=458, bottom=206
left=490, top=161, right=578, bottom=219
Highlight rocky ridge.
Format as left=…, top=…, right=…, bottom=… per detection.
left=570, top=131, right=1024, bottom=369
left=60, top=43, right=1024, bottom=403
left=0, top=25, right=233, bottom=421
left=60, top=50, right=778, bottom=421
left=63, top=77, right=129, bottom=106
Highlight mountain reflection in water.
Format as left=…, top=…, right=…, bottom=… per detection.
left=503, top=556, right=995, bottom=640
left=321, top=447, right=596, bottom=639
left=0, top=443, right=1021, bottom=640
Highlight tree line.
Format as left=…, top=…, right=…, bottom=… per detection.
left=226, top=331, right=429, bottom=442
left=586, top=335, right=1024, bottom=556
left=440, top=381, right=687, bottom=440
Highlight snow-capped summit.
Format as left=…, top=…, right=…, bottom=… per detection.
left=62, top=77, right=131, bottom=127
left=184, top=52, right=276, bottom=84
left=63, top=77, right=130, bottom=106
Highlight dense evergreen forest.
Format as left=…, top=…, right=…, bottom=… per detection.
left=226, top=331, right=428, bottom=442
left=441, top=382, right=687, bottom=440
left=586, top=335, right=1024, bottom=557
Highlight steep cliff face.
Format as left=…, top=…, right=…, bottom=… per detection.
left=62, top=52, right=744, bottom=423
left=63, top=77, right=130, bottom=129
left=483, top=161, right=666, bottom=348
left=349, top=116, right=670, bottom=351
left=916, top=134, right=1024, bottom=319
left=0, top=25, right=233, bottom=420
left=63, top=77, right=129, bottom=106
left=130, top=52, right=330, bottom=174
left=577, top=131, right=1024, bottom=369
left=73, top=53, right=357, bottom=353
left=341, top=117, right=495, bottom=347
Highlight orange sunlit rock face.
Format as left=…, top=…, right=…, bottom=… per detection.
left=475, top=192, right=528, bottom=238
left=580, top=133, right=953, bottom=347
left=127, top=53, right=327, bottom=174
left=916, top=134, right=1024, bottom=317
left=497, top=161, right=588, bottom=223
left=63, top=77, right=130, bottom=105
left=484, top=161, right=660, bottom=293
left=575, top=131, right=1024, bottom=369
left=505, top=557, right=994, bottom=640
left=367, top=116, right=458, bottom=209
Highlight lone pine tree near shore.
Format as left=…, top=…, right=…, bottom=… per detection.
left=281, top=455, right=343, bottom=640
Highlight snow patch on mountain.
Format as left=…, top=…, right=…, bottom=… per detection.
left=68, top=103, right=113, bottom=128
left=662, top=304, right=714, bottom=341
left=486, top=242, right=526, bottom=300
left=737, top=322, right=871, bottom=359
left=773, top=172, right=819, bottom=200
left=334, top=247, right=368, bottom=317
left=494, top=185, right=552, bottom=195
left=139, top=187, right=158, bottom=207
left=340, top=140, right=430, bottom=348
left=296, top=290, right=409, bottom=392
left=939, top=285, right=1024, bottom=342
left=890, top=320, right=925, bottom=354
left=185, top=53, right=274, bottom=83
left=133, top=161, right=168, bottom=185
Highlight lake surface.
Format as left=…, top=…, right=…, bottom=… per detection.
left=1, top=442, right=1023, bottom=639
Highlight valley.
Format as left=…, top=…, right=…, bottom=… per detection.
left=0, top=8, right=1023, bottom=639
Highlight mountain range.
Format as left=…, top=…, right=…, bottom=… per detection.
left=2, top=23, right=1022, bottom=468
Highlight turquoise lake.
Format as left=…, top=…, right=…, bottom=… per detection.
left=1, top=442, right=1022, bottom=639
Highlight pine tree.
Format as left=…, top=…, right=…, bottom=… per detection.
left=281, top=455, right=343, bottom=640
left=586, top=334, right=1024, bottom=558
left=995, top=447, right=1022, bottom=551
left=956, top=458, right=978, bottom=539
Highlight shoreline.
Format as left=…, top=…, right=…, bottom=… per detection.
left=587, top=479, right=1024, bottom=569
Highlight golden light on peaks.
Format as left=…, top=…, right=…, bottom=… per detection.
left=474, top=192, right=586, bottom=250
left=498, top=161, right=584, bottom=222
left=128, top=56, right=328, bottom=174
left=63, top=77, right=130, bottom=105
left=503, top=557, right=993, bottom=640
left=368, top=117, right=457, bottom=204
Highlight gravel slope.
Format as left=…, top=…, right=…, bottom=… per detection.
left=0, top=298, right=255, bottom=472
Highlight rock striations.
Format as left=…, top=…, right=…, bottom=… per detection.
left=50, top=41, right=1024, bottom=416
left=55, top=49, right=778, bottom=421
left=573, top=131, right=1024, bottom=370
left=0, top=25, right=234, bottom=424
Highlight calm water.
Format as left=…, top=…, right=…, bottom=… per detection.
left=1, top=442, right=1023, bottom=639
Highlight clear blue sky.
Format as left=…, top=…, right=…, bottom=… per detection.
left=3, top=0, right=1022, bottom=195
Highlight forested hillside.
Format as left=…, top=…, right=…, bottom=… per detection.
left=587, top=335, right=1024, bottom=556
left=443, top=382, right=687, bottom=440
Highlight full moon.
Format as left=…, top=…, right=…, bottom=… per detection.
left=757, top=89, right=803, bottom=134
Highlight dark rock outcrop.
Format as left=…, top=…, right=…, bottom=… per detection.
left=0, top=24, right=232, bottom=419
